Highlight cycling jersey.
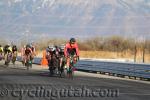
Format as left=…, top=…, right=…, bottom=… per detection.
left=64, top=42, right=79, bottom=57
left=8, top=47, right=12, bottom=52
left=0, top=47, right=3, bottom=52
left=4, top=45, right=9, bottom=53
left=25, top=48, right=32, bottom=55
left=12, top=46, right=17, bottom=53
left=4, top=46, right=12, bottom=53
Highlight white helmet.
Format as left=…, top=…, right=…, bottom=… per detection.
left=48, top=45, right=55, bottom=51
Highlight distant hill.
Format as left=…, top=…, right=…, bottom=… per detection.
left=0, top=0, right=150, bottom=41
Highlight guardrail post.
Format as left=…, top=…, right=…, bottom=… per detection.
left=134, top=45, right=137, bottom=63
left=142, top=43, right=145, bottom=63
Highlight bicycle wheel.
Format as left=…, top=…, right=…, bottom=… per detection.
left=12, top=56, right=16, bottom=65
left=25, top=61, right=29, bottom=70
left=5, top=53, right=11, bottom=66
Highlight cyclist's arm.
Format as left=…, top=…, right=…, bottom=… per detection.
left=21, top=48, right=24, bottom=56
left=30, top=48, right=33, bottom=54
left=64, top=44, right=68, bottom=57
left=2, top=47, right=3, bottom=52
left=74, top=43, right=79, bottom=57
left=32, top=46, right=35, bottom=53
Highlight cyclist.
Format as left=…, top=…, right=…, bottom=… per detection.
left=59, top=44, right=66, bottom=66
left=46, top=45, right=60, bottom=76
left=29, top=42, right=36, bottom=63
left=21, top=45, right=26, bottom=65
left=47, top=45, right=59, bottom=57
left=4, top=44, right=9, bottom=56
left=12, top=45, right=18, bottom=64
left=30, top=42, right=36, bottom=56
left=24, top=44, right=33, bottom=64
left=12, top=45, right=17, bottom=53
left=0, top=45, right=3, bottom=53
left=4, top=44, right=12, bottom=65
left=4, top=44, right=12, bottom=55
left=46, top=45, right=55, bottom=75
left=46, top=45, right=52, bottom=63
left=58, top=44, right=66, bottom=75
left=59, top=45, right=65, bottom=56
left=46, top=45, right=54, bottom=61
left=64, top=38, right=79, bottom=71
left=0, top=45, right=4, bottom=60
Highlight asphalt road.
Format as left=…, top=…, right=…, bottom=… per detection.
left=0, top=61, right=150, bottom=100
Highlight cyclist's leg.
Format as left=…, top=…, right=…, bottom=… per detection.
left=14, top=51, right=17, bottom=58
left=12, top=52, right=16, bottom=62
left=73, top=55, right=77, bottom=63
left=12, top=52, right=13, bottom=58
left=15, top=51, right=17, bottom=60
left=5, top=52, right=8, bottom=61
left=29, top=53, right=34, bottom=63
left=21, top=54, right=23, bottom=62
left=28, top=54, right=31, bottom=61
left=60, top=57, right=64, bottom=73
left=0, top=52, right=2, bottom=60
left=30, top=53, right=33, bottom=64
left=23, top=54, right=25, bottom=62
left=60, top=58, right=62, bottom=67
left=24, top=54, right=28, bottom=63
left=29, top=53, right=32, bottom=61
left=66, top=57, right=70, bottom=69
left=22, top=55, right=25, bottom=65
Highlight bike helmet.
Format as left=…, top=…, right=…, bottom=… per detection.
left=52, top=46, right=56, bottom=51
left=48, top=45, right=53, bottom=49
left=70, top=38, right=76, bottom=43
left=26, top=44, right=31, bottom=48
left=48, top=45, right=55, bottom=51
left=13, top=45, right=16, bottom=47
left=54, top=45, right=58, bottom=49
left=7, top=43, right=10, bottom=46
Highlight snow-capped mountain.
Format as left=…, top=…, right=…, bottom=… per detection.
left=0, top=0, right=150, bottom=41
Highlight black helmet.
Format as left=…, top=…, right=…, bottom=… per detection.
left=26, top=44, right=31, bottom=48
left=55, top=45, right=58, bottom=49
left=70, top=38, right=76, bottom=43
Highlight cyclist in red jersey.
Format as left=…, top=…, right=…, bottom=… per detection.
left=64, top=38, right=79, bottom=70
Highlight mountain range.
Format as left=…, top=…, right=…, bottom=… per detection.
left=0, top=0, right=150, bottom=42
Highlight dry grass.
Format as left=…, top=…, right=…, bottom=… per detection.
left=26, top=50, right=150, bottom=63
left=80, top=50, right=150, bottom=63
left=16, top=35, right=150, bottom=63
left=80, top=51, right=132, bottom=59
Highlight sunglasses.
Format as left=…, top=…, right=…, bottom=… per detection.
left=70, top=42, right=75, bottom=44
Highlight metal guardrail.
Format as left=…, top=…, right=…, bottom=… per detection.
left=17, top=57, right=150, bottom=79
left=78, top=60, right=150, bottom=79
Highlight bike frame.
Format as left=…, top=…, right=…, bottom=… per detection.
left=67, top=55, right=78, bottom=79
left=24, top=53, right=32, bottom=70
